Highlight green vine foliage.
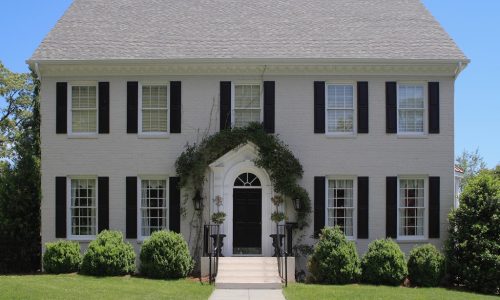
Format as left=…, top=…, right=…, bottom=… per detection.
left=175, top=123, right=311, bottom=227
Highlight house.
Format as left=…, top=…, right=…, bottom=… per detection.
left=28, top=0, right=468, bottom=280
left=454, top=166, right=465, bottom=208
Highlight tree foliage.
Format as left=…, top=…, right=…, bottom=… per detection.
left=0, top=62, right=34, bottom=158
left=0, top=65, right=40, bottom=273
left=455, top=148, right=487, bottom=188
left=175, top=123, right=311, bottom=227
left=445, top=170, right=500, bottom=294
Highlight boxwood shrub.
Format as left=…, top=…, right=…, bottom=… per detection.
left=407, top=244, right=445, bottom=287
left=140, top=230, right=194, bottom=279
left=361, top=239, right=407, bottom=286
left=308, top=227, right=361, bottom=284
left=80, top=230, right=136, bottom=276
left=43, top=241, right=81, bottom=274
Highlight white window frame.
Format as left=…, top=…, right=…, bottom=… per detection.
left=396, top=82, right=427, bottom=135
left=325, top=176, right=357, bottom=240
left=231, top=82, right=263, bottom=128
left=397, top=176, right=428, bottom=241
left=325, top=82, right=357, bottom=136
left=67, top=176, right=98, bottom=240
left=138, top=82, right=170, bottom=137
left=137, top=176, right=169, bottom=241
left=67, top=81, right=99, bottom=137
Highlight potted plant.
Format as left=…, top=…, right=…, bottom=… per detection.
left=210, top=195, right=226, bottom=256
left=270, top=195, right=286, bottom=256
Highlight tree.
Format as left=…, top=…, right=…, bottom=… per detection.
left=0, top=62, right=34, bottom=159
left=0, top=66, right=40, bottom=273
left=455, top=148, right=487, bottom=187
left=445, top=170, right=500, bottom=294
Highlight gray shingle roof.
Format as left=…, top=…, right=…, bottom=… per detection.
left=30, top=0, right=467, bottom=61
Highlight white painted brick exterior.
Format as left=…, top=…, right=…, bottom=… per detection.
left=40, top=72, right=455, bottom=262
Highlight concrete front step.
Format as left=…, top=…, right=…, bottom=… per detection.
left=215, top=257, right=282, bottom=289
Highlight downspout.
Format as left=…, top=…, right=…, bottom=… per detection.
left=454, top=61, right=464, bottom=79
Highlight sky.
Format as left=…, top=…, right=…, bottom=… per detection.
left=0, top=1, right=498, bottom=167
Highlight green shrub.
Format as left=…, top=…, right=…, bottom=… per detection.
left=407, top=244, right=444, bottom=287
left=308, top=227, right=361, bottom=284
left=361, top=239, right=407, bottom=286
left=140, top=230, right=194, bottom=279
left=43, top=241, right=81, bottom=274
left=445, top=171, right=500, bottom=294
left=80, top=230, right=136, bottom=276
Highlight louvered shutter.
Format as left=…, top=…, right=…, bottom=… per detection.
left=386, top=82, right=397, bottom=134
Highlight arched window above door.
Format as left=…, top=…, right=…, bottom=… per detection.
left=234, top=172, right=261, bottom=187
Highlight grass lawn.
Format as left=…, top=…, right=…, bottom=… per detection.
left=283, top=283, right=497, bottom=300
left=0, top=274, right=214, bottom=300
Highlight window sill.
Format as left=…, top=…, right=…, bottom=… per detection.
left=396, top=237, right=428, bottom=243
left=324, top=133, right=357, bottom=139
left=396, top=134, right=428, bottom=139
left=138, top=133, right=170, bottom=139
left=67, top=236, right=95, bottom=242
left=67, top=133, right=98, bottom=139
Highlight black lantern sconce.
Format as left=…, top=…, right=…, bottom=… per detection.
left=292, top=198, right=302, bottom=211
left=193, top=190, right=203, bottom=211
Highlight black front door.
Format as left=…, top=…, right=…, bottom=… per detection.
left=233, top=188, right=262, bottom=255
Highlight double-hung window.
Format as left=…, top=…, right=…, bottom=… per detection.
left=327, top=178, right=356, bottom=238
left=139, top=178, right=168, bottom=238
left=70, top=85, right=97, bottom=133
left=398, top=84, right=425, bottom=133
left=69, top=178, right=97, bottom=238
left=140, top=84, right=168, bottom=133
left=326, top=84, right=355, bottom=134
left=233, top=83, right=262, bottom=127
left=398, top=178, right=426, bottom=238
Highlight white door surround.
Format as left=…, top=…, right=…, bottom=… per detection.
left=209, top=143, right=274, bottom=257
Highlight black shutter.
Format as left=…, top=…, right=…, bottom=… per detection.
left=220, top=81, right=231, bottom=130
left=170, top=81, right=182, bottom=133
left=55, top=177, right=66, bottom=238
left=263, top=81, right=275, bottom=133
left=357, top=82, right=369, bottom=133
left=428, top=82, right=440, bottom=134
left=126, top=177, right=137, bottom=239
left=386, top=82, right=397, bottom=134
left=386, top=177, right=397, bottom=238
left=357, top=177, right=369, bottom=239
left=56, top=82, right=67, bottom=134
left=127, top=82, right=138, bottom=133
left=314, top=176, right=326, bottom=238
left=169, top=177, right=181, bottom=233
left=429, top=177, right=440, bottom=238
left=314, top=81, right=325, bottom=133
left=98, top=82, right=110, bottom=134
left=98, top=177, right=109, bottom=232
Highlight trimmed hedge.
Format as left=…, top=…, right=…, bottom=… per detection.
left=407, top=244, right=445, bottom=287
left=43, top=241, right=81, bottom=274
left=80, top=230, right=136, bottom=276
left=361, top=239, right=407, bottom=286
left=140, top=230, right=194, bottom=279
left=308, top=227, right=361, bottom=284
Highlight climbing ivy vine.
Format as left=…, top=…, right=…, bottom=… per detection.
left=175, top=123, right=311, bottom=227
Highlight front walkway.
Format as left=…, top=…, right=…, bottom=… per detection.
left=208, top=289, right=286, bottom=300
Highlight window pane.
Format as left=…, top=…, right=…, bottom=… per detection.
left=71, top=179, right=97, bottom=236
left=141, top=179, right=168, bottom=237
left=142, top=85, right=168, bottom=132
left=327, top=179, right=354, bottom=237
left=327, top=85, right=353, bottom=109
left=234, top=84, right=261, bottom=127
left=71, top=86, right=97, bottom=133
left=234, top=109, right=261, bottom=128
left=399, top=179, right=425, bottom=236
left=398, top=85, right=424, bottom=133
left=327, top=109, right=353, bottom=132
